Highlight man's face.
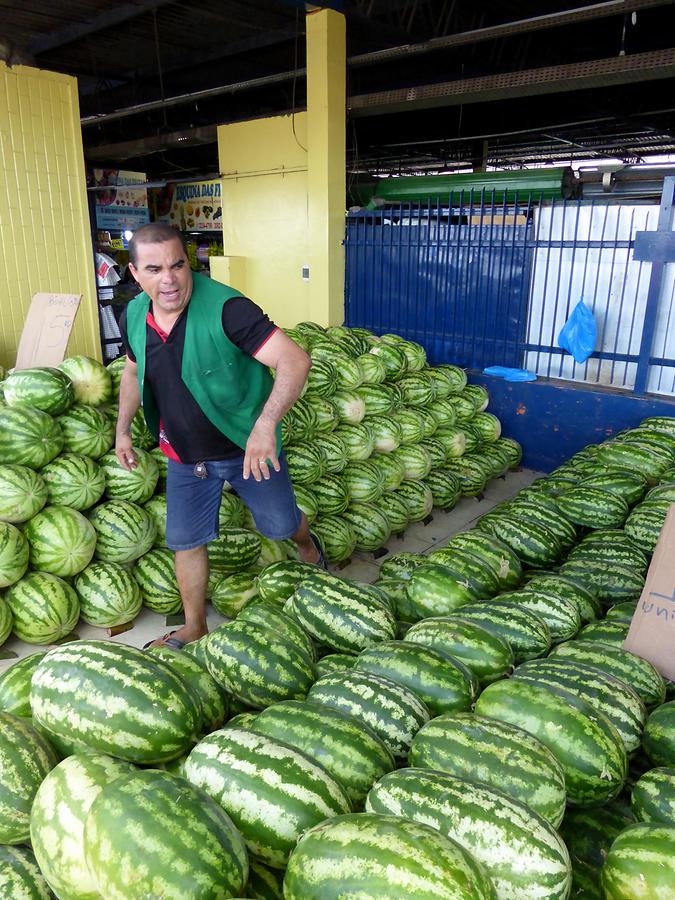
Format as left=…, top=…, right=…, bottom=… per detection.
left=128, top=238, right=192, bottom=315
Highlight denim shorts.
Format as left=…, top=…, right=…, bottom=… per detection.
left=165, top=451, right=303, bottom=551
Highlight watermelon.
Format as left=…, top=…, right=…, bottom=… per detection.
left=475, top=677, right=628, bottom=806
left=423, top=549, right=499, bottom=600
left=148, top=645, right=228, bottom=733
left=471, top=411, right=502, bottom=442
left=0, top=652, right=46, bottom=717
left=455, top=600, right=551, bottom=662
left=98, top=448, right=159, bottom=503
left=405, top=564, right=476, bottom=618
left=290, top=572, right=395, bottom=653
left=88, top=499, right=156, bottom=564
left=625, top=499, right=671, bottom=552
left=331, top=390, right=366, bottom=425
left=5, top=571, right=79, bottom=644
left=311, top=515, right=356, bottom=562
left=396, top=373, right=434, bottom=408
left=370, top=451, right=406, bottom=491
left=292, top=484, right=318, bottom=524
left=106, top=356, right=126, bottom=395
left=143, top=494, right=167, bottom=547
left=556, top=486, right=630, bottom=528
left=578, top=471, right=647, bottom=505
left=314, top=652, right=357, bottom=678
left=367, top=415, right=403, bottom=453
left=392, top=444, right=432, bottom=481
left=524, top=574, right=601, bottom=623
left=559, top=802, right=635, bottom=898
left=342, top=502, right=391, bottom=552
left=394, top=479, right=433, bottom=521
left=334, top=357, right=365, bottom=391
left=357, top=384, right=398, bottom=417
left=497, top=588, right=581, bottom=643
left=443, top=530, right=523, bottom=591
left=74, top=561, right=142, bottom=627
left=302, top=395, right=339, bottom=433
left=577, top=619, right=630, bottom=646
left=601, top=823, right=675, bottom=899
left=354, top=640, right=476, bottom=716
left=3, top=367, right=74, bottom=415
left=0, top=597, right=10, bottom=646
left=207, top=528, right=261, bottom=574
left=551, top=640, right=666, bottom=708
left=205, top=618, right=314, bottom=708
left=312, top=433, right=348, bottom=474
left=256, top=560, right=315, bottom=605
left=84, top=769, right=248, bottom=900
left=31, top=641, right=200, bottom=763
left=631, top=767, right=675, bottom=825
left=210, top=571, right=258, bottom=616
left=369, top=343, right=406, bottom=381
left=500, top=498, right=578, bottom=550
left=132, top=548, right=181, bottom=614
left=642, top=700, right=675, bottom=766
left=252, top=699, right=395, bottom=808
left=41, top=453, right=106, bottom=511
left=184, top=727, right=350, bottom=868
left=559, top=558, right=644, bottom=605
left=341, top=460, right=384, bottom=502
left=0, top=845, right=54, bottom=899
left=513, top=657, right=647, bottom=755
left=434, top=425, right=466, bottom=459
left=0, top=712, right=59, bottom=844
left=30, top=751, right=132, bottom=899
left=597, top=442, right=668, bottom=481
left=0, top=464, right=47, bottom=523
left=24, top=505, right=96, bottom=577
left=0, top=521, right=29, bottom=588
left=304, top=358, right=337, bottom=397
left=496, top=436, right=522, bottom=467
left=58, top=356, right=112, bottom=406
left=373, top=490, right=410, bottom=534
left=357, top=352, right=387, bottom=384
left=57, top=404, right=114, bottom=459
left=307, top=670, right=430, bottom=758
left=0, top=407, right=63, bottom=468
left=406, top=616, right=514, bottom=686
left=218, top=490, right=247, bottom=527
left=129, top=408, right=155, bottom=451
left=478, top=514, right=562, bottom=567
left=366, top=767, right=572, bottom=900
left=332, top=423, right=375, bottom=461
left=238, top=600, right=316, bottom=662
left=284, top=812, right=497, bottom=900
left=409, top=712, right=566, bottom=827
left=390, top=408, right=424, bottom=445
left=444, top=457, right=487, bottom=497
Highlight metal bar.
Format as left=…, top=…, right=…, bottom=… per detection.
left=634, top=176, right=675, bottom=393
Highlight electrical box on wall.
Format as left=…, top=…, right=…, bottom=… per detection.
left=302, top=266, right=310, bottom=281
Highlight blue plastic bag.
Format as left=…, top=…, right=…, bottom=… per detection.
left=558, top=299, right=596, bottom=364
left=483, top=366, right=537, bottom=382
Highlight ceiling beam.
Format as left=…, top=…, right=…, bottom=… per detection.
left=85, top=125, right=218, bottom=161
left=349, top=48, right=675, bottom=116
left=28, top=0, right=178, bottom=55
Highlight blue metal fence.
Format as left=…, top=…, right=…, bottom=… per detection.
left=345, top=179, right=675, bottom=398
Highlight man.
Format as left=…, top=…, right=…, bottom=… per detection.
left=115, top=223, right=322, bottom=650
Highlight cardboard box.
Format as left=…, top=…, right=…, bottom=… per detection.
left=15, top=292, right=82, bottom=369
left=624, top=503, right=675, bottom=681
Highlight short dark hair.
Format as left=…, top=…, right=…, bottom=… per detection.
left=128, top=223, right=186, bottom=267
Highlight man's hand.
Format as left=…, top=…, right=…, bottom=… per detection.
left=243, top=420, right=280, bottom=482
left=115, top=432, right=138, bottom=471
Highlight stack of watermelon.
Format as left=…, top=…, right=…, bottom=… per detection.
left=280, top=322, right=522, bottom=561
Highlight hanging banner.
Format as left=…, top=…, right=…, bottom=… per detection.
left=94, top=169, right=150, bottom=231
left=152, top=180, right=223, bottom=231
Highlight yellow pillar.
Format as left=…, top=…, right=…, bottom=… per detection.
left=306, top=7, right=346, bottom=326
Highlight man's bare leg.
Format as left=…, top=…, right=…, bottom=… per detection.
left=292, top=512, right=321, bottom=564
left=148, top=544, right=209, bottom=646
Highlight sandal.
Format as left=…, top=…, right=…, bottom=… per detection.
left=143, top=631, right=186, bottom=651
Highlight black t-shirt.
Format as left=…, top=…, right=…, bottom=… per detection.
left=119, top=295, right=277, bottom=463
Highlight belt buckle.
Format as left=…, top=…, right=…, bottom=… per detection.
left=193, top=461, right=208, bottom=479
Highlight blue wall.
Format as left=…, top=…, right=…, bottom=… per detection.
left=471, top=374, right=675, bottom=472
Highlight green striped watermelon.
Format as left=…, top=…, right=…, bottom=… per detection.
left=556, top=486, right=630, bottom=528
left=471, top=411, right=502, bottom=442
left=443, top=530, right=523, bottom=591
left=88, top=499, right=156, bottom=564
left=524, top=573, right=601, bottom=623
left=143, top=494, right=167, bottom=547
left=496, top=436, right=522, bottom=467
left=210, top=571, right=258, bottom=616
left=632, top=767, right=675, bottom=824
left=219, top=490, right=246, bottom=527
left=462, top=383, right=490, bottom=412
left=427, top=397, right=458, bottom=429
left=0, top=712, right=58, bottom=844
left=315, top=652, right=358, bottom=679
left=559, top=558, right=645, bottom=605
left=0, top=521, right=29, bottom=588
left=478, top=514, right=562, bottom=567
left=475, top=677, right=628, bottom=806
left=304, top=358, right=337, bottom=397
left=394, top=479, right=433, bottom=521
left=5, top=571, right=79, bottom=644
left=331, top=390, right=366, bottom=425
left=354, top=640, right=476, bottom=715
left=307, top=670, right=430, bottom=758
left=0, top=845, right=54, bottom=899
left=405, top=564, right=476, bottom=618
left=434, top=425, right=466, bottom=459
left=41, top=453, right=106, bottom=511
left=0, top=407, right=64, bottom=468
left=577, top=619, right=630, bottom=645
left=369, top=451, right=405, bottom=491
left=207, top=528, right=262, bottom=574
left=513, top=657, right=647, bottom=755
left=24, top=505, right=97, bottom=577
left=559, top=802, right=635, bottom=899
left=551, top=640, right=666, bottom=708
left=0, top=652, right=46, bottom=717
left=0, top=597, right=11, bottom=646
left=392, top=444, right=432, bottom=480
left=312, top=433, right=348, bottom=474
left=366, top=767, right=572, bottom=900
left=30, top=751, right=132, bottom=899
left=284, top=811, right=498, bottom=899
left=149, top=446, right=168, bottom=488
left=291, top=483, right=318, bottom=524
left=642, top=700, right=675, bottom=766
left=148, top=646, right=228, bottom=733
left=238, top=600, right=316, bottom=662
left=58, top=356, right=112, bottom=405
left=30, top=641, right=200, bottom=763
left=498, top=498, right=577, bottom=550
left=74, top=561, right=143, bottom=627
left=290, top=572, right=395, bottom=653
left=130, top=408, right=155, bottom=451
left=0, top=464, right=47, bottom=523
left=373, top=490, right=410, bottom=534
left=601, top=823, right=675, bottom=899
left=4, top=367, right=74, bottom=415
left=406, top=616, right=514, bottom=686
left=357, top=352, right=387, bottom=384
left=133, top=547, right=182, bottom=614
left=342, top=502, right=391, bottom=552
left=367, top=415, right=403, bottom=453
left=497, top=587, right=581, bottom=643
left=341, top=460, right=384, bottom=502
left=409, top=712, right=566, bottom=826
left=57, top=404, right=114, bottom=459
left=455, top=600, right=551, bottom=662
left=332, top=423, right=375, bottom=461
left=252, top=699, right=395, bottom=808
left=310, top=515, right=356, bottom=562
left=357, top=384, right=398, bottom=417
left=335, top=357, right=365, bottom=391
left=246, top=858, right=284, bottom=898
left=444, top=457, right=487, bottom=497
left=98, top=448, right=159, bottom=503
left=205, top=618, right=314, bottom=708
left=84, top=769, right=248, bottom=900
left=106, top=356, right=126, bottom=396
left=625, top=498, right=671, bottom=553
left=302, top=395, right=339, bottom=433
left=184, top=727, right=350, bottom=868
left=256, top=560, right=315, bottom=605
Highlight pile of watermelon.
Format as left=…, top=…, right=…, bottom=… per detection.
left=1, top=350, right=675, bottom=898
left=281, top=322, right=522, bottom=561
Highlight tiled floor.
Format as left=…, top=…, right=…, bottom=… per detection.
left=0, top=468, right=540, bottom=668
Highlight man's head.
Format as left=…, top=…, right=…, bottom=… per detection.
left=127, top=224, right=192, bottom=316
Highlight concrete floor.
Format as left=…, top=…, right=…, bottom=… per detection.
left=0, top=468, right=540, bottom=668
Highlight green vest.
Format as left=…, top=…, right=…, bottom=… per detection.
left=125, top=272, right=280, bottom=454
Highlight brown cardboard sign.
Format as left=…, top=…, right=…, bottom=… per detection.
left=624, top=503, right=675, bottom=681
left=15, top=292, right=82, bottom=369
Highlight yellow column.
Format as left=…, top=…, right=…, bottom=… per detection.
left=306, top=7, right=346, bottom=326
